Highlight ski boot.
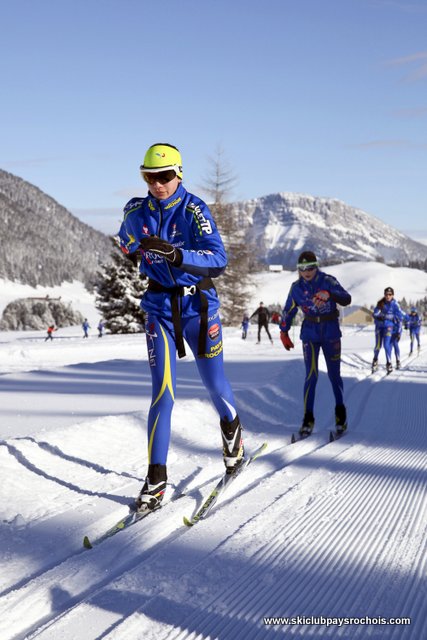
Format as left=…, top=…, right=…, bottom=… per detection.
left=396, top=359, right=401, bottom=370
left=371, top=358, right=378, bottom=373
left=299, top=411, right=315, bottom=437
left=386, top=361, right=393, bottom=375
left=220, top=415, right=245, bottom=474
left=135, top=463, right=167, bottom=513
left=335, top=404, right=348, bottom=434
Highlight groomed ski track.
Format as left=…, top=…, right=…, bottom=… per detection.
left=0, top=343, right=425, bottom=639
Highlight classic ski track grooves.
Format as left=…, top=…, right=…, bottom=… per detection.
left=4, top=437, right=336, bottom=640
left=164, top=444, right=425, bottom=640
left=3, top=347, right=425, bottom=640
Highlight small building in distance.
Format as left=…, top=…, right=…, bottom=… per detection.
left=341, top=305, right=373, bottom=325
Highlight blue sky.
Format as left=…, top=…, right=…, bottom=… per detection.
left=1, top=0, right=426, bottom=236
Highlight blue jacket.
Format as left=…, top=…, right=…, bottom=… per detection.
left=280, top=270, right=351, bottom=342
left=373, top=299, right=405, bottom=330
left=117, top=183, right=227, bottom=319
left=406, top=312, right=422, bottom=330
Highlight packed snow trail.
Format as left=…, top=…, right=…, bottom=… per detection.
left=0, top=330, right=425, bottom=639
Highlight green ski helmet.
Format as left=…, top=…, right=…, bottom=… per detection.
left=140, top=143, right=183, bottom=179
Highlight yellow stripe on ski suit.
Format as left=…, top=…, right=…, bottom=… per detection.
left=151, top=325, right=175, bottom=408
left=147, top=325, right=175, bottom=463
left=148, top=412, right=160, bottom=464
left=304, top=342, right=318, bottom=412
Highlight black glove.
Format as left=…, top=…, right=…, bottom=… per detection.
left=124, top=251, right=140, bottom=267
left=139, top=236, right=183, bottom=266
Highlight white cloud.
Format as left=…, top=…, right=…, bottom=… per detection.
left=386, top=50, right=427, bottom=82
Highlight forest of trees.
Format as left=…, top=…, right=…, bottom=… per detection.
left=0, top=169, right=112, bottom=288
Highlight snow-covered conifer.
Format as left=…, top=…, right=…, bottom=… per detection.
left=95, top=241, right=147, bottom=333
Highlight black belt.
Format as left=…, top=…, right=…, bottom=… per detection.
left=147, top=277, right=215, bottom=358
left=304, top=310, right=339, bottom=323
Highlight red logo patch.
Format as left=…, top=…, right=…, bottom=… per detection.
left=208, top=323, right=220, bottom=340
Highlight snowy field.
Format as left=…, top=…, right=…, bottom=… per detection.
left=0, top=264, right=426, bottom=639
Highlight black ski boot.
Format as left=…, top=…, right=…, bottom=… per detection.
left=386, top=361, right=393, bottom=374
left=136, top=463, right=167, bottom=513
left=299, top=411, right=315, bottom=437
left=396, top=359, right=401, bottom=370
left=335, top=404, right=348, bottom=434
left=371, top=358, right=378, bottom=373
left=220, top=415, right=245, bottom=474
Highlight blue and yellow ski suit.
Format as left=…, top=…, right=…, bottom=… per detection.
left=406, top=311, right=422, bottom=352
left=373, top=299, right=405, bottom=364
left=280, top=270, right=351, bottom=415
left=117, top=182, right=238, bottom=466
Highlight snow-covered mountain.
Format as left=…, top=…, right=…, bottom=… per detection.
left=231, top=192, right=427, bottom=268
left=2, top=166, right=426, bottom=292
left=0, top=169, right=113, bottom=288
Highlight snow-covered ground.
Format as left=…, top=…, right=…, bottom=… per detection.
left=0, top=265, right=425, bottom=639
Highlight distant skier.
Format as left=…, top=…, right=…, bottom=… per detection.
left=250, top=302, right=273, bottom=344
left=241, top=314, right=249, bottom=340
left=372, top=287, right=405, bottom=374
left=44, top=325, right=56, bottom=341
left=82, top=319, right=90, bottom=338
left=97, top=320, right=105, bottom=338
left=405, top=307, right=422, bottom=354
left=279, top=251, right=351, bottom=436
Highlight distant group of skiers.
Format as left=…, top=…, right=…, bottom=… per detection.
left=243, top=283, right=422, bottom=382
left=372, top=288, right=422, bottom=374
left=242, top=262, right=422, bottom=436
left=82, top=319, right=105, bottom=338
left=44, top=319, right=105, bottom=341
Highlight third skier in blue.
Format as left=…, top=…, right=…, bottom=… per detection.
left=405, top=307, right=422, bottom=355
left=372, top=287, right=405, bottom=374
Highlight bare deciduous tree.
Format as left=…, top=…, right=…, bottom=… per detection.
left=199, top=146, right=256, bottom=325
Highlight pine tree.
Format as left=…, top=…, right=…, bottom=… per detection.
left=95, top=240, right=148, bottom=333
left=200, top=147, right=256, bottom=325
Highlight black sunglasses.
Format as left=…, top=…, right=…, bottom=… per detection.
left=142, top=170, right=177, bottom=185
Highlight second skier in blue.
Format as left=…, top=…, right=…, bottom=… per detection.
left=279, top=251, right=351, bottom=436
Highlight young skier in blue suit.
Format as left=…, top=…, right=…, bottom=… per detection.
left=117, top=143, right=244, bottom=512
left=372, top=287, right=405, bottom=374
left=405, top=307, right=422, bottom=354
left=279, top=251, right=351, bottom=436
